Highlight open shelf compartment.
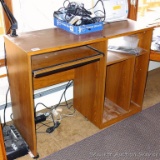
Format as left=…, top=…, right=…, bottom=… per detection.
left=102, top=49, right=148, bottom=127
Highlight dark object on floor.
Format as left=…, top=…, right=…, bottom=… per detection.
left=3, top=125, right=29, bottom=160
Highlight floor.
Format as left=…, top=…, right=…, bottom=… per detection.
left=14, top=67, right=160, bottom=159
left=143, top=67, right=160, bottom=108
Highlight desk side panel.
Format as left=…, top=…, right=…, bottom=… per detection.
left=131, top=52, right=149, bottom=107
left=4, top=38, right=37, bottom=156
left=131, top=29, right=153, bottom=107
left=74, top=62, right=100, bottom=124
left=74, top=41, right=106, bottom=128
left=106, top=56, right=135, bottom=111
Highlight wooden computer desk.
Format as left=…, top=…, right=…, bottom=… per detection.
left=4, top=19, right=153, bottom=157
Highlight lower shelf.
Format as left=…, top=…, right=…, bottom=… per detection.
left=103, top=98, right=127, bottom=123
left=101, top=98, right=142, bottom=128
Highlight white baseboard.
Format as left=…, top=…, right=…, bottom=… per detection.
left=148, top=61, right=160, bottom=71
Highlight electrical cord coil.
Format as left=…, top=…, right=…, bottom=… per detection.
left=53, top=0, right=105, bottom=26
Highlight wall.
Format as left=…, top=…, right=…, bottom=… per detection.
left=149, top=61, right=160, bottom=71
left=12, top=0, right=93, bottom=33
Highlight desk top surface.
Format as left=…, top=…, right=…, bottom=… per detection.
left=5, top=19, right=153, bottom=55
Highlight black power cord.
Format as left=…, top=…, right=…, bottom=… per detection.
left=46, top=121, right=60, bottom=133
left=2, top=43, right=10, bottom=129
left=35, top=80, right=73, bottom=133
left=90, top=0, right=106, bottom=22
left=3, top=87, right=9, bottom=128
left=34, top=80, right=73, bottom=112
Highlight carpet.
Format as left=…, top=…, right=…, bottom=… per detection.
left=42, top=103, right=160, bottom=160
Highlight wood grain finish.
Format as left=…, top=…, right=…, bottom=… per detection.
left=102, top=28, right=153, bottom=127
left=150, top=50, right=160, bottom=61
left=4, top=38, right=37, bottom=156
left=0, top=59, right=6, bottom=78
left=4, top=28, right=106, bottom=156
left=74, top=61, right=101, bottom=124
left=131, top=29, right=153, bottom=107
left=131, top=52, right=149, bottom=107
left=7, top=28, right=104, bottom=55
left=31, top=46, right=103, bottom=70
left=32, top=46, right=104, bottom=77
left=0, top=123, right=7, bottom=160
left=102, top=19, right=153, bottom=39
left=0, top=59, right=5, bottom=67
left=4, top=19, right=154, bottom=156
left=106, top=53, right=135, bottom=111
left=33, top=69, right=75, bottom=90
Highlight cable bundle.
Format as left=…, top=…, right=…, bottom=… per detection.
left=53, top=0, right=105, bottom=26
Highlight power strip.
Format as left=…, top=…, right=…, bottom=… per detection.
left=3, top=125, right=29, bottom=160
left=35, top=114, right=46, bottom=124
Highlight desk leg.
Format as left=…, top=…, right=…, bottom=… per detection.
left=74, top=60, right=105, bottom=128
left=5, top=38, right=38, bottom=157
